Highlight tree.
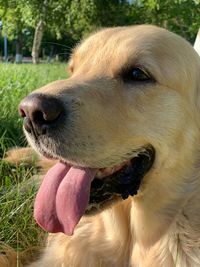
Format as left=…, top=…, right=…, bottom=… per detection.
left=0, top=0, right=26, bottom=63
left=0, top=0, right=199, bottom=62
left=31, top=20, right=44, bottom=64
left=128, top=0, right=200, bottom=42
left=0, top=0, right=72, bottom=63
left=63, top=0, right=131, bottom=41
left=19, top=0, right=74, bottom=63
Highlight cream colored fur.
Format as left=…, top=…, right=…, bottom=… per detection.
left=2, top=25, right=200, bottom=267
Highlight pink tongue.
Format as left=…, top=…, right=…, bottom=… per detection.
left=34, top=162, right=96, bottom=235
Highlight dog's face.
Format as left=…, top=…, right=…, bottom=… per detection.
left=19, top=25, right=200, bottom=235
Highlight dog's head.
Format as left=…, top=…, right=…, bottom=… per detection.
left=19, top=25, right=200, bottom=236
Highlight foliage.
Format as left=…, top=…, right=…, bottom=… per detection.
left=18, top=0, right=71, bottom=38
left=0, top=0, right=23, bottom=39
left=65, top=0, right=131, bottom=40
left=0, top=0, right=199, bottom=58
left=131, top=0, right=200, bottom=42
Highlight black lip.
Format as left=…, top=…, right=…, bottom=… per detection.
left=88, top=146, right=155, bottom=208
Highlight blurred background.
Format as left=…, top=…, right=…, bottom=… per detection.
left=0, top=0, right=199, bottom=64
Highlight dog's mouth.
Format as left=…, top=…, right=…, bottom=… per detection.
left=34, top=146, right=155, bottom=236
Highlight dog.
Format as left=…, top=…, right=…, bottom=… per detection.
left=2, top=25, right=200, bottom=267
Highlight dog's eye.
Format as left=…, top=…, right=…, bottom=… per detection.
left=122, top=67, right=151, bottom=82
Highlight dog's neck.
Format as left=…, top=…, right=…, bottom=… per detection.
left=129, top=130, right=200, bottom=266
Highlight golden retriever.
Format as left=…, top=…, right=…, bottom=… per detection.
left=2, top=25, right=200, bottom=267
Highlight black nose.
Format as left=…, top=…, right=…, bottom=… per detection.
left=19, top=94, right=63, bottom=135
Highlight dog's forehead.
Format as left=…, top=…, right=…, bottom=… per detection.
left=70, top=25, right=187, bottom=74
left=76, top=25, right=162, bottom=52
left=69, top=25, right=199, bottom=92
left=72, top=26, right=158, bottom=65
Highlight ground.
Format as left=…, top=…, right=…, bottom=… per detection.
left=0, top=63, right=67, bottom=251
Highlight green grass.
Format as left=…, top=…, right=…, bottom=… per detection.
left=0, top=63, right=67, bottom=251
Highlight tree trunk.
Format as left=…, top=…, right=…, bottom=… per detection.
left=15, top=31, right=23, bottom=63
left=32, top=20, right=44, bottom=64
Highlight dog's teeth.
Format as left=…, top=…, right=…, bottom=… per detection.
left=96, top=161, right=131, bottom=179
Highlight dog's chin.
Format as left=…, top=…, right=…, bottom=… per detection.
left=32, top=138, right=155, bottom=215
